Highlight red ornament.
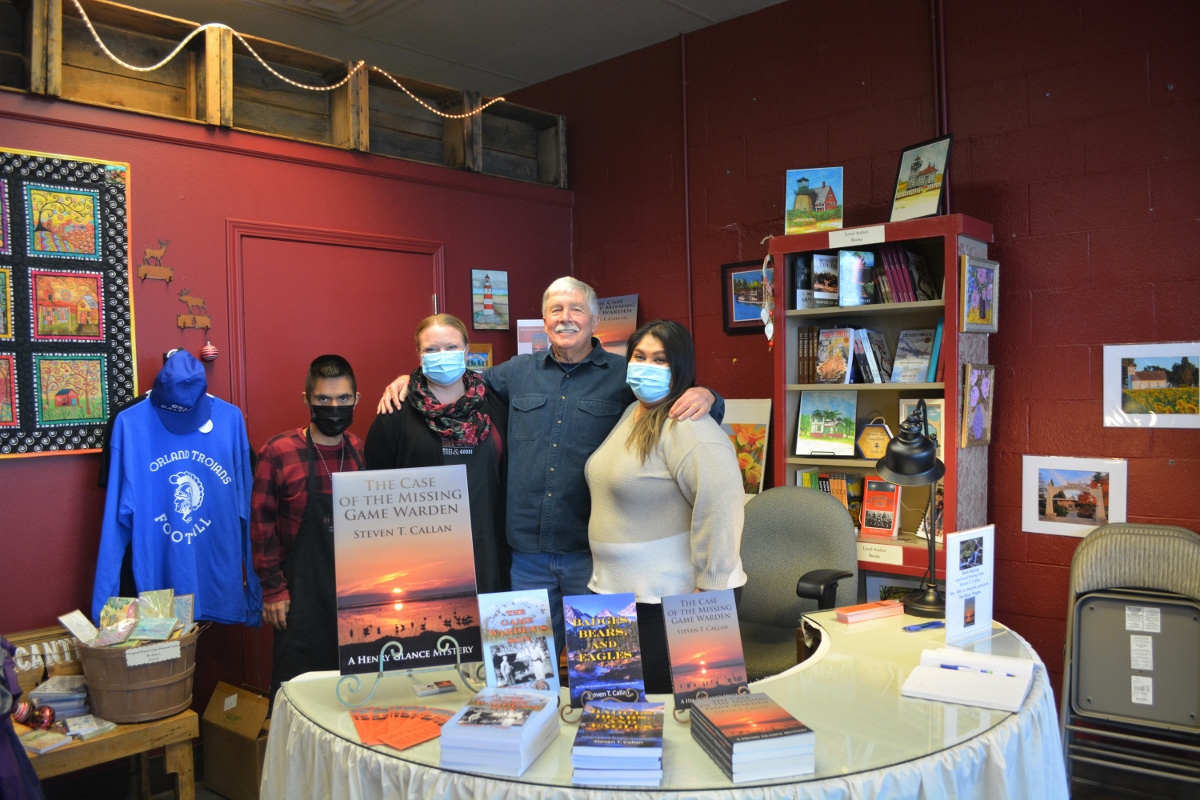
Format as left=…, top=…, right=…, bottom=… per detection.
left=200, top=341, right=219, bottom=362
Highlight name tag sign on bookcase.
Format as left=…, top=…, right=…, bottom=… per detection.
left=770, top=215, right=994, bottom=583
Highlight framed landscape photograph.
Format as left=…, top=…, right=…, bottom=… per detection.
left=889, top=135, right=952, bottom=222
left=794, top=390, right=857, bottom=457
left=1022, top=455, right=1128, bottom=537
left=960, top=364, right=995, bottom=448
left=465, top=343, right=492, bottom=371
left=722, top=261, right=772, bottom=334
left=1102, top=342, right=1199, bottom=428
left=959, top=255, right=999, bottom=333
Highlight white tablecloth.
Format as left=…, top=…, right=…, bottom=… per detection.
left=262, top=617, right=1068, bottom=800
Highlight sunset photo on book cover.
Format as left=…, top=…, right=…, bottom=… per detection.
left=333, top=465, right=482, bottom=675
left=663, top=591, right=748, bottom=709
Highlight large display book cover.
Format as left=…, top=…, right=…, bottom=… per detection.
left=478, top=589, right=559, bottom=693
left=661, top=590, right=749, bottom=710
left=571, top=701, right=665, bottom=787
left=332, top=465, right=482, bottom=675
left=563, top=593, right=646, bottom=708
left=794, top=390, right=857, bottom=457
left=690, top=693, right=816, bottom=782
left=439, top=688, right=560, bottom=777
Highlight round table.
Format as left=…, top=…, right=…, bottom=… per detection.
left=261, top=611, right=1068, bottom=799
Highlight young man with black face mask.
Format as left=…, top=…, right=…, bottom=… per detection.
left=251, top=354, right=364, bottom=703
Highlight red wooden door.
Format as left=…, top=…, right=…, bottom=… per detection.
left=233, top=228, right=441, bottom=692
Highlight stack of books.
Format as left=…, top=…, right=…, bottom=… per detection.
left=439, top=688, right=559, bottom=778
left=835, top=599, right=905, bottom=624
left=691, top=694, right=816, bottom=783
left=571, top=701, right=664, bottom=787
left=56, top=713, right=116, bottom=741
left=19, top=728, right=72, bottom=754
left=29, top=675, right=90, bottom=720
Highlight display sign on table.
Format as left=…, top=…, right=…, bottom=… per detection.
left=332, top=465, right=481, bottom=675
left=944, top=524, right=995, bottom=646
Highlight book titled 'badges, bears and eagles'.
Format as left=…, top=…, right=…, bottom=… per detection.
left=661, top=590, right=749, bottom=710
left=332, top=465, right=482, bottom=676
left=478, top=589, right=559, bottom=693
left=563, top=593, right=646, bottom=708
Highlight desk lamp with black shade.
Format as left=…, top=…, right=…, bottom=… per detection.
left=875, top=398, right=946, bottom=618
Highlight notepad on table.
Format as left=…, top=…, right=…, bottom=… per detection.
left=901, top=648, right=1036, bottom=712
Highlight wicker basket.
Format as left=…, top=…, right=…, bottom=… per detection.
left=77, top=628, right=199, bottom=723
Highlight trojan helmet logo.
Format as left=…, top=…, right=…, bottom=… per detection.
left=169, top=471, right=205, bottom=522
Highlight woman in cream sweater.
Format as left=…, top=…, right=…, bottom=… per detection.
left=584, top=319, right=747, bottom=694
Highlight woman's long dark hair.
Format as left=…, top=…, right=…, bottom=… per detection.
left=624, top=319, right=696, bottom=462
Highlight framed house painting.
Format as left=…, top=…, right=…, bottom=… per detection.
left=890, top=135, right=952, bottom=222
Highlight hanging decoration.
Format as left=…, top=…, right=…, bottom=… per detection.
left=65, top=0, right=503, bottom=118
left=761, top=253, right=775, bottom=351
left=176, top=289, right=211, bottom=331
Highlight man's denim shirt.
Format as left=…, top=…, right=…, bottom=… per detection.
left=484, top=338, right=724, bottom=555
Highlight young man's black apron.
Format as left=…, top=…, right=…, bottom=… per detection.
left=270, top=431, right=363, bottom=702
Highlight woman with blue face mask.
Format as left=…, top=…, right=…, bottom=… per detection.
left=365, top=314, right=511, bottom=594
left=584, top=319, right=747, bottom=694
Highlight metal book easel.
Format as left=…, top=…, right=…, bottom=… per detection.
left=334, top=633, right=486, bottom=708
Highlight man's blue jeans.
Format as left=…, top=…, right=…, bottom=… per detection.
left=510, top=550, right=594, bottom=652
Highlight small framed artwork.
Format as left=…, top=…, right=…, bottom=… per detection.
left=0, top=267, right=12, bottom=340
left=465, top=343, right=493, bottom=371
left=795, top=390, right=857, bottom=457
left=0, top=353, right=17, bottom=427
left=24, top=183, right=102, bottom=259
left=1102, top=342, right=1199, bottom=428
left=722, top=260, right=772, bottom=334
left=899, top=397, right=945, bottom=460
left=1022, top=455, right=1128, bottom=537
left=889, top=134, right=952, bottom=222
left=960, top=256, right=999, bottom=333
left=960, top=364, right=995, bottom=448
left=784, top=166, right=843, bottom=235
left=32, top=353, right=109, bottom=427
left=29, top=269, right=105, bottom=341
left=721, top=399, right=771, bottom=499
left=471, top=269, right=509, bottom=330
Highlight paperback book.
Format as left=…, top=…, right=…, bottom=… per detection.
left=20, top=729, right=72, bottom=754
left=792, top=254, right=813, bottom=309
left=572, top=701, right=664, bottom=759
left=563, top=593, right=645, bottom=708
left=661, top=590, right=748, bottom=710
left=478, top=589, right=559, bottom=693
left=811, top=254, right=839, bottom=308
left=815, top=328, right=853, bottom=384
left=860, top=479, right=901, bottom=538
left=867, top=331, right=894, bottom=382
left=440, top=688, right=560, bottom=777
left=891, top=329, right=936, bottom=383
left=690, top=693, right=816, bottom=781
left=837, top=250, right=874, bottom=307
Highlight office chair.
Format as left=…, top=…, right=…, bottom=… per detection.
left=1060, top=523, right=1200, bottom=792
left=738, top=487, right=856, bottom=682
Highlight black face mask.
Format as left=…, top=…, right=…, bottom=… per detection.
left=310, top=404, right=354, bottom=437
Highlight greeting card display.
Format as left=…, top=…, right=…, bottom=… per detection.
left=332, top=465, right=482, bottom=675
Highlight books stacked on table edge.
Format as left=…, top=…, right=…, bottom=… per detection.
left=690, top=693, right=815, bottom=783
left=439, top=688, right=559, bottom=778
left=835, top=599, right=905, bottom=624
left=29, top=675, right=90, bottom=720
left=571, top=700, right=664, bottom=787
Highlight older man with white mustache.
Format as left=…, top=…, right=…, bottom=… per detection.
left=378, top=277, right=722, bottom=648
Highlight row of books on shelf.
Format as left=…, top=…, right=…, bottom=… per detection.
left=794, top=243, right=939, bottom=310
left=795, top=463, right=945, bottom=541
left=796, top=469, right=864, bottom=531
left=801, top=324, right=944, bottom=385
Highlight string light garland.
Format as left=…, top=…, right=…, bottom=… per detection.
left=370, top=66, right=505, bottom=119
left=64, top=0, right=499, bottom=113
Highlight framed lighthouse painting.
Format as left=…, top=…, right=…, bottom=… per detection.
left=890, top=135, right=952, bottom=222
left=471, top=270, right=509, bottom=330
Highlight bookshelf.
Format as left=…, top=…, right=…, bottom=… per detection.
left=769, top=214, right=994, bottom=582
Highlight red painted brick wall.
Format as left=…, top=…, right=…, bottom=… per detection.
left=514, top=0, right=1200, bottom=698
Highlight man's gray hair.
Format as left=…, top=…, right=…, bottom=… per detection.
left=542, top=277, right=598, bottom=316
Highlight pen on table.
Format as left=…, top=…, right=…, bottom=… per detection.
left=939, top=664, right=1016, bottom=678
left=902, top=620, right=945, bottom=632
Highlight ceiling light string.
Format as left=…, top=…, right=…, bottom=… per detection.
left=369, top=66, right=505, bottom=120
left=64, top=0, right=499, bottom=113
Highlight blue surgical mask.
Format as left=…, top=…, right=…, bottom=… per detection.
left=421, top=350, right=466, bottom=386
left=626, top=362, right=672, bottom=404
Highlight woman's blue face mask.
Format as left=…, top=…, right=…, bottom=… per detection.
left=626, top=362, right=672, bottom=404
left=422, top=350, right=466, bottom=385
